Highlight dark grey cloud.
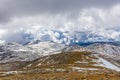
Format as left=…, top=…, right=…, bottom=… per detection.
left=0, top=0, right=120, bottom=23
left=0, top=0, right=120, bottom=43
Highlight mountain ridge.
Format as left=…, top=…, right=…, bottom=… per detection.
left=0, top=40, right=120, bottom=63
left=1, top=30, right=120, bottom=45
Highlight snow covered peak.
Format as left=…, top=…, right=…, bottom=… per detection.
left=87, top=43, right=120, bottom=56
left=0, top=41, right=66, bottom=63
left=20, top=29, right=119, bottom=45
left=27, top=40, right=66, bottom=55
left=1, top=28, right=120, bottom=45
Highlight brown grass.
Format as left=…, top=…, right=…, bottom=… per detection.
left=0, top=51, right=120, bottom=80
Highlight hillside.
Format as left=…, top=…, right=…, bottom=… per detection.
left=0, top=41, right=120, bottom=79
left=0, top=51, right=120, bottom=80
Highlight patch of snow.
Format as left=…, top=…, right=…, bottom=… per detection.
left=75, top=61, right=88, bottom=64
left=27, top=64, right=32, bottom=67
left=71, top=67, right=99, bottom=72
left=98, top=57, right=120, bottom=71
left=5, top=71, right=18, bottom=74
left=0, top=71, right=22, bottom=76
left=45, top=68, right=51, bottom=71
left=37, top=63, right=41, bottom=66
left=56, top=69, right=66, bottom=72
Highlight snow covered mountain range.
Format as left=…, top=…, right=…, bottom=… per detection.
left=0, top=40, right=66, bottom=63
left=0, top=29, right=120, bottom=45
left=0, top=40, right=120, bottom=63
left=30, top=30, right=120, bottom=45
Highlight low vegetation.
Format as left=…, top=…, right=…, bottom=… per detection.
left=0, top=51, right=120, bottom=80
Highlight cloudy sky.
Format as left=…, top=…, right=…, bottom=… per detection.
left=0, top=0, right=120, bottom=43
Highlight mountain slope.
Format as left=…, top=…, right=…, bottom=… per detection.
left=0, top=41, right=120, bottom=79
left=0, top=41, right=120, bottom=63
left=0, top=42, right=39, bottom=63
left=0, top=51, right=120, bottom=80
left=26, top=40, right=66, bottom=56
left=87, top=43, right=120, bottom=56
left=16, top=30, right=120, bottom=45
left=0, top=41, right=66, bottom=63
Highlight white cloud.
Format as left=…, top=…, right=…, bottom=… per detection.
left=0, top=29, right=7, bottom=39
left=0, top=4, right=120, bottom=43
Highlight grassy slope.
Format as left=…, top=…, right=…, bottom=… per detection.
left=0, top=51, right=120, bottom=80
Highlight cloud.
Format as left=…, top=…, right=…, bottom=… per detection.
left=0, top=0, right=120, bottom=23
left=0, top=0, right=120, bottom=43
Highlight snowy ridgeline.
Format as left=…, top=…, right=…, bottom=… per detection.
left=0, top=41, right=66, bottom=63
left=1, top=30, right=120, bottom=45
left=0, top=40, right=120, bottom=63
